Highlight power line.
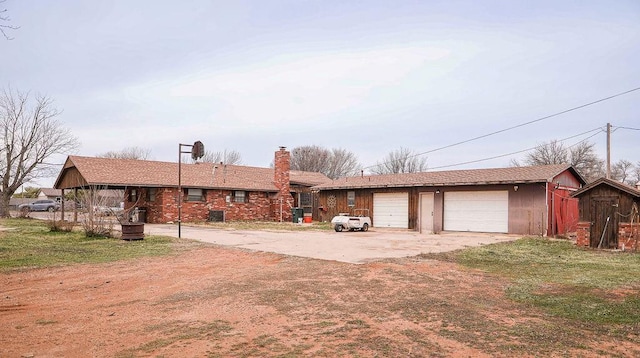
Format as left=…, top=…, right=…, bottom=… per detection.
left=423, top=127, right=604, bottom=171
left=363, top=86, right=640, bottom=170
left=614, top=126, right=640, bottom=131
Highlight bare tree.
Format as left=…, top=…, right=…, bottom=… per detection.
left=568, top=142, right=604, bottom=182
left=196, top=149, right=242, bottom=165
left=1, top=0, right=18, bottom=40
left=524, top=140, right=567, bottom=166
left=523, top=140, right=604, bottom=182
left=611, top=159, right=634, bottom=185
left=290, top=145, right=361, bottom=179
left=291, top=145, right=330, bottom=173
left=371, top=147, right=427, bottom=174
left=98, top=146, right=152, bottom=160
left=0, top=88, right=79, bottom=217
left=633, top=162, right=640, bottom=187
left=325, top=148, right=361, bottom=179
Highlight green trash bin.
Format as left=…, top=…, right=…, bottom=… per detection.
left=292, top=208, right=304, bottom=223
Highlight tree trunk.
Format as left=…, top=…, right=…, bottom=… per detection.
left=0, top=192, right=12, bottom=218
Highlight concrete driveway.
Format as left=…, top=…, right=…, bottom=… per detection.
left=145, top=224, right=518, bottom=264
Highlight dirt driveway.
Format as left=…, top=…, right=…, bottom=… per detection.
left=145, top=224, right=518, bottom=263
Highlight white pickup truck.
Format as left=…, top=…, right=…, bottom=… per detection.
left=331, top=209, right=371, bottom=232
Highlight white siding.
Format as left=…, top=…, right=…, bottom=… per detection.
left=443, top=191, right=509, bottom=233
left=373, top=192, right=409, bottom=228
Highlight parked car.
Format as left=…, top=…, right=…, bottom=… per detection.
left=18, top=199, right=61, bottom=212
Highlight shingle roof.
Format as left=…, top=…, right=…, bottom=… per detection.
left=313, top=164, right=582, bottom=190
left=290, top=170, right=334, bottom=186
left=55, top=156, right=330, bottom=191
left=39, top=188, right=62, bottom=197
left=572, top=177, right=640, bottom=198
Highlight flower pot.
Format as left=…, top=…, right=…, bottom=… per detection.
left=121, top=222, right=145, bottom=240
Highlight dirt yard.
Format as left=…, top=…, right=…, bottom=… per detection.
left=1, top=244, right=636, bottom=357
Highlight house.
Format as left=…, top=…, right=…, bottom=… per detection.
left=38, top=188, right=62, bottom=201
left=53, top=147, right=330, bottom=223
left=572, top=178, right=640, bottom=250
left=312, top=164, right=585, bottom=236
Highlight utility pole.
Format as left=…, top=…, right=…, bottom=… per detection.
left=606, top=122, right=611, bottom=179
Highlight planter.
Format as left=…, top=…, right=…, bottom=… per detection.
left=121, top=222, right=145, bottom=240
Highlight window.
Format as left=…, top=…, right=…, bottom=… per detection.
left=146, top=188, right=156, bottom=202
left=129, top=189, right=137, bottom=203
left=187, top=188, right=204, bottom=202
left=347, top=191, right=355, bottom=207
left=234, top=191, right=246, bottom=203
left=300, top=192, right=312, bottom=207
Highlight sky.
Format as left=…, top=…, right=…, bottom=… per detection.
left=1, top=0, right=639, bottom=187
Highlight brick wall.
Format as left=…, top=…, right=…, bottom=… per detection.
left=125, top=187, right=273, bottom=223
left=273, top=147, right=294, bottom=222
left=576, top=221, right=591, bottom=247
left=618, top=222, right=640, bottom=251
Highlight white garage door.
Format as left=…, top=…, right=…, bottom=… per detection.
left=444, top=191, right=508, bottom=233
left=373, top=192, right=409, bottom=228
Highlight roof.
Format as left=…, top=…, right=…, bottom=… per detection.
left=313, top=164, right=584, bottom=190
left=39, top=188, right=62, bottom=197
left=572, top=177, right=640, bottom=198
left=54, top=156, right=331, bottom=191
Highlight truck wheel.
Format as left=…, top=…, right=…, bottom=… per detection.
left=362, top=223, right=369, bottom=232
left=334, top=224, right=343, bottom=232
left=48, top=206, right=55, bottom=212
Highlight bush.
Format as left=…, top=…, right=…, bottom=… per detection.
left=46, top=219, right=75, bottom=233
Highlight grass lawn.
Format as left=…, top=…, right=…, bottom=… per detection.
left=424, top=237, right=640, bottom=325
left=0, top=218, right=200, bottom=272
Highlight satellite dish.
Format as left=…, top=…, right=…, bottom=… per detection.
left=191, top=141, right=204, bottom=160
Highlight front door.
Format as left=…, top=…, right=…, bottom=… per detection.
left=590, top=197, right=619, bottom=248
left=419, top=192, right=434, bottom=234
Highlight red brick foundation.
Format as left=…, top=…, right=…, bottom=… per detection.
left=576, top=221, right=591, bottom=247
left=618, top=222, right=640, bottom=251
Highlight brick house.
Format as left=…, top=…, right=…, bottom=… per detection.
left=54, top=147, right=330, bottom=223
left=313, top=164, right=585, bottom=236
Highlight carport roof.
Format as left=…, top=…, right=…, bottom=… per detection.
left=313, top=164, right=585, bottom=190
left=54, top=156, right=330, bottom=191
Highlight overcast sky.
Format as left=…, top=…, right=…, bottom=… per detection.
left=1, top=1, right=639, bottom=187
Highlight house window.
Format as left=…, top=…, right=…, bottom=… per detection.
left=234, top=191, right=246, bottom=203
left=300, top=192, right=312, bottom=207
left=187, top=188, right=204, bottom=202
left=347, top=191, right=355, bottom=207
left=129, top=189, right=138, bottom=203
left=147, top=188, right=156, bottom=202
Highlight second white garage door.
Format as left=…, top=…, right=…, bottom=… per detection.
left=443, top=191, right=509, bottom=233
left=373, top=192, right=408, bottom=228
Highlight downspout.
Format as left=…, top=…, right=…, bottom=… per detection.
left=551, top=184, right=556, bottom=237
left=544, top=182, right=549, bottom=236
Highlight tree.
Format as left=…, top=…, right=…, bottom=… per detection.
left=520, top=140, right=604, bottom=182
left=524, top=140, right=567, bottom=166
left=12, top=186, right=39, bottom=198
left=371, top=147, right=427, bottom=174
left=568, top=141, right=604, bottom=182
left=195, top=149, right=242, bottom=165
left=1, top=0, right=18, bottom=40
left=611, top=159, right=635, bottom=185
left=290, top=145, right=361, bottom=179
left=98, top=146, right=152, bottom=160
left=325, top=148, right=361, bottom=179
left=0, top=87, right=79, bottom=217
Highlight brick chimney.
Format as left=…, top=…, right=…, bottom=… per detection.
left=274, top=146, right=294, bottom=221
